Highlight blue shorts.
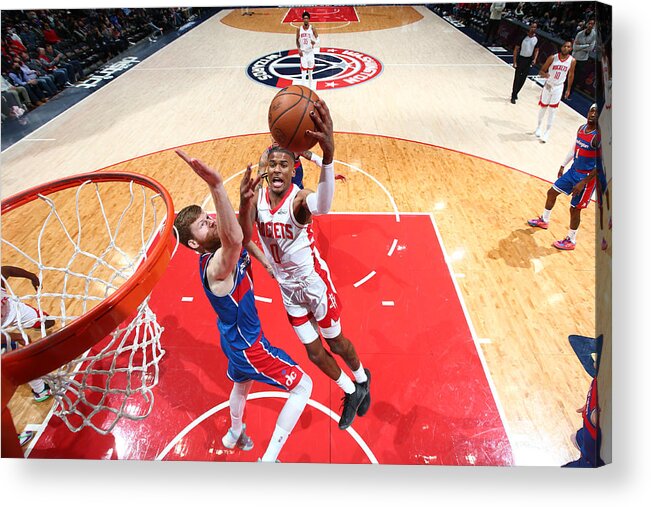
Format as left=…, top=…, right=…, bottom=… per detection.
left=225, top=334, right=304, bottom=391
left=552, top=169, right=596, bottom=209
left=562, top=427, right=604, bottom=467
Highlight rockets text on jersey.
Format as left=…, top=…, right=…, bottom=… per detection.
left=256, top=185, right=317, bottom=283
left=546, top=53, right=573, bottom=87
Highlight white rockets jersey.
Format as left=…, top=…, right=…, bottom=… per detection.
left=256, top=185, right=319, bottom=283
left=298, top=25, right=315, bottom=52
left=546, top=53, right=574, bottom=87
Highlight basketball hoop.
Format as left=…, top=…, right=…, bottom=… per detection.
left=1, top=172, right=177, bottom=457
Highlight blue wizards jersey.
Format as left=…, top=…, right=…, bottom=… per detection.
left=571, top=125, right=602, bottom=173
left=199, top=248, right=261, bottom=351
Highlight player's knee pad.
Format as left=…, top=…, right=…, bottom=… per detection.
left=293, top=320, right=319, bottom=344
left=320, top=320, right=341, bottom=340
left=291, top=372, right=313, bottom=400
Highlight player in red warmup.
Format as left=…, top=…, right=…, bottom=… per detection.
left=240, top=99, right=370, bottom=431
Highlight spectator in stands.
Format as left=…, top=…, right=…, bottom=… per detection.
left=21, top=50, right=69, bottom=89
left=44, top=43, right=83, bottom=82
left=570, top=18, right=597, bottom=97
left=484, top=2, right=506, bottom=46
left=37, top=46, right=73, bottom=86
left=1, top=75, right=36, bottom=111
left=10, top=59, right=56, bottom=98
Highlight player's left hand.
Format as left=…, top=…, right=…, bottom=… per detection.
left=565, top=90, right=571, bottom=99
left=240, top=163, right=262, bottom=205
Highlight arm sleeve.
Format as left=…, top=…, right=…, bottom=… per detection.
left=305, top=162, right=334, bottom=215
left=309, top=153, right=323, bottom=168
left=561, top=142, right=575, bottom=167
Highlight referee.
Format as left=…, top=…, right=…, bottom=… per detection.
left=510, top=23, right=539, bottom=104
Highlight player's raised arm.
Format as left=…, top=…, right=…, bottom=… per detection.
left=176, top=150, right=242, bottom=282
left=1, top=265, right=40, bottom=290
left=295, top=100, right=335, bottom=221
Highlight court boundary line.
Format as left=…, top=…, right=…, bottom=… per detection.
left=427, top=212, right=515, bottom=463
left=155, top=391, right=379, bottom=463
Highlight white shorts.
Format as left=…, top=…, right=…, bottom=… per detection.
left=300, top=50, right=315, bottom=71
left=279, top=269, right=342, bottom=344
left=1, top=299, right=44, bottom=333
left=539, top=82, right=563, bottom=108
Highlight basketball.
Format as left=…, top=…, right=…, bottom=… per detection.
left=268, top=85, right=320, bottom=153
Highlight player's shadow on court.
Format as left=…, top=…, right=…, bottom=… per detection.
left=487, top=227, right=562, bottom=268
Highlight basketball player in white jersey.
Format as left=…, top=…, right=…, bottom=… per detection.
left=535, top=41, right=576, bottom=143
left=1, top=265, right=55, bottom=402
left=239, top=100, right=370, bottom=431
left=296, top=11, right=319, bottom=90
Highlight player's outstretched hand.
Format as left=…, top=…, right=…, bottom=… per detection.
left=305, top=100, right=334, bottom=163
left=176, top=149, right=224, bottom=187
left=240, top=163, right=262, bottom=206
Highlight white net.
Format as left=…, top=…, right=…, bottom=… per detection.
left=1, top=176, right=176, bottom=434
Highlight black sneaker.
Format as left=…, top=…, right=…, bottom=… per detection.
left=338, top=382, right=367, bottom=430
left=356, top=368, right=371, bottom=417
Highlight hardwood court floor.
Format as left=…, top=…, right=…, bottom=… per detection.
left=1, top=7, right=601, bottom=465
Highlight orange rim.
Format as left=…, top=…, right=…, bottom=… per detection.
left=1, top=172, right=175, bottom=401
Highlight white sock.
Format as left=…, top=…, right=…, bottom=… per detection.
left=568, top=229, right=578, bottom=243
left=308, top=71, right=313, bottom=89
left=537, top=107, right=546, bottom=129
left=261, top=425, right=289, bottom=462
left=301, top=70, right=307, bottom=84
left=261, top=374, right=312, bottom=462
left=28, top=378, right=45, bottom=393
left=336, top=370, right=356, bottom=394
left=352, top=364, right=367, bottom=383
left=546, top=108, right=557, bottom=132
left=229, top=381, right=252, bottom=436
left=542, top=209, right=552, bottom=222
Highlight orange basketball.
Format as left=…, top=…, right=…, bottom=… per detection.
left=268, top=85, right=320, bottom=153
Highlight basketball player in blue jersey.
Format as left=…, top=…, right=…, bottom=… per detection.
left=527, top=104, right=602, bottom=250
left=173, top=151, right=312, bottom=463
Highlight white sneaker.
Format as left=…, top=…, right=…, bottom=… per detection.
left=540, top=130, right=549, bottom=143
left=222, top=424, right=254, bottom=451
left=534, top=128, right=542, bottom=138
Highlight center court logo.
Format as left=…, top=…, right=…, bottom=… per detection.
left=246, top=47, right=383, bottom=90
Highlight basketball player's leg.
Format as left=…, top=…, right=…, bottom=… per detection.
left=306, top=52, right=315, bottom=90
left=232, top=335, right=312, bottom=462
left=528, top=184, right=562, bottom=229
left=300, top=54, right=309, bottom=85
left=222, top=380, right=254, bottom=450
left=261, top=373, right=312, bottom=462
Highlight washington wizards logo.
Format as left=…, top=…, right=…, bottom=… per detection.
left=246, top=47, right=383, bottom=90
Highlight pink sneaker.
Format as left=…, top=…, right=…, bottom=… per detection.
left=553, top=237, right=576, bottom=250
left=601, top=237, right=608, bottom=251
left=527, top=216, right=549, bottom=229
